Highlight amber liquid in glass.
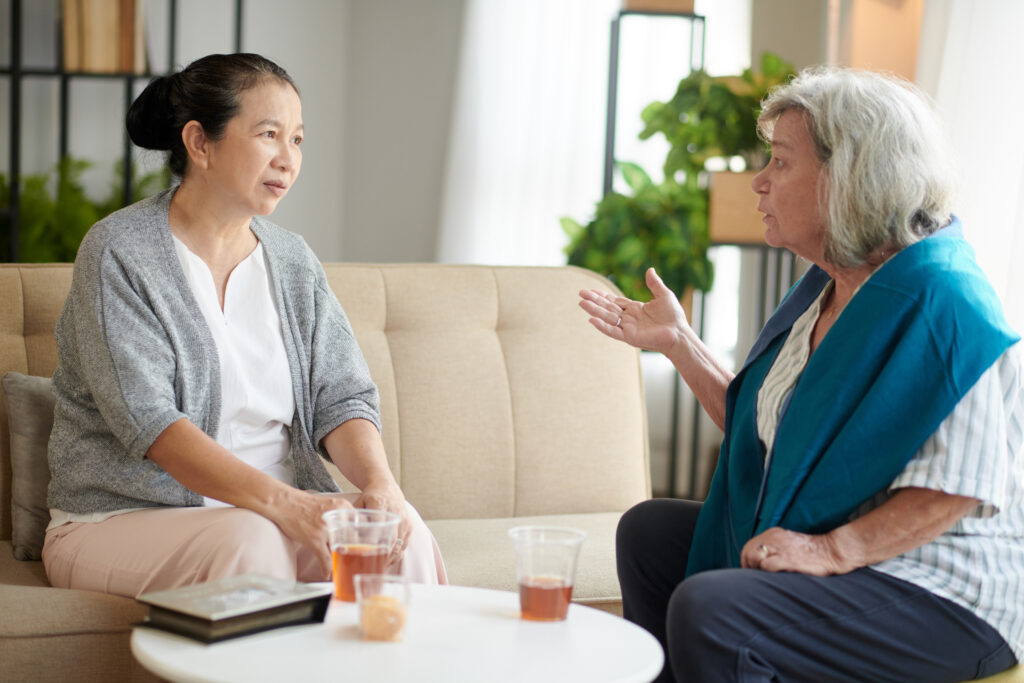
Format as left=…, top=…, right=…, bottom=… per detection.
left=331, top=543, right=389, bottom=601
left=518, top=576, right=573, bottom=621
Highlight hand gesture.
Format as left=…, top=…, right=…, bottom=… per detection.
left=578, top=267, right=691, bottom=355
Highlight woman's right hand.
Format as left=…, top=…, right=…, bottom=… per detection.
left=265, top=489, right=355, bottom=576
left=578, top=267, right=691, bottom=355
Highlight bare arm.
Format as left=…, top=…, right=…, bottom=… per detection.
left=579, top=267, right=734, bottom=429
left=664, top=323, right=734, bottom=430
left=322, top=418, right=411, bottom=555
left=741, top=487, right=979, bottom=575
left=146, top=418, right=349, bottom=573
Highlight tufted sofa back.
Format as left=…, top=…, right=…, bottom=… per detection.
left=0, top=263, right=650, bottom=538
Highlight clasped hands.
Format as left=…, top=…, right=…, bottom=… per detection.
left=276, top=484, right=411, bottom=577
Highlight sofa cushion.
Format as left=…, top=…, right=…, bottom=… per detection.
left=0, top=540, right=49, bottom=587
left=0, top=579, right=158, bottom=682
left=425, top=511, right=625, bottom=615
left=0, top=583, right=146, bottom=637
left=1, top=373, right=54, bottom=560
left=323, top=265, right=651, bottom=521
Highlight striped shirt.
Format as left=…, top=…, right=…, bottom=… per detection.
left=758, top=284, right=1024, bottom=659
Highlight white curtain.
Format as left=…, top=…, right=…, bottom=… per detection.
left=436, top=0, right=752, bottom=267
left=917, top=0, right=1024, bottom=331
left=436, top=0, right=620, bottom=266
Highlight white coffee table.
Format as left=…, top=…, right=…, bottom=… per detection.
left=131, top=584, right=663, bottom=682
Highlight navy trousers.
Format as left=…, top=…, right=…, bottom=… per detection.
left=617, top=499, right=1017, bottom=682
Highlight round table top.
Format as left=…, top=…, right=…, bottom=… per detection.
left=131, top=583, right=663, bottom=683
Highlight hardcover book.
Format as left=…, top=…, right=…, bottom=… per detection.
left=136, top=574, right=333, bottom=643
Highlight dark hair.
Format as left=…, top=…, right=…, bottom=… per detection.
left=126, top=53, right=298, bottom=177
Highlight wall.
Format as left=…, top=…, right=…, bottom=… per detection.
left=839, top=0, right=923, bottom=79
left=750, top=0, right=828, bottom=69
left=242, top=0, right=349, bottom=260
left=340, top=0, right=463, bottom=262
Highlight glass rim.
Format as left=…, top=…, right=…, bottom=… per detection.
left=321, top=508, right=400, bottom=526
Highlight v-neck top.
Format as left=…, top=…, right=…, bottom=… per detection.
left=172, top=235, right=296, bottom=504
left=756, top=282, right=830, bottom=463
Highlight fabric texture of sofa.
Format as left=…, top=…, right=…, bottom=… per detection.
left=0, top=263, right=651, bottom=681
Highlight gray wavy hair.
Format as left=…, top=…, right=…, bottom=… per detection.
left=757, top=67, right=957, bottom=268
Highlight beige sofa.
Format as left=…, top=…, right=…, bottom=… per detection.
left=0, top=263, right=651, bottom=681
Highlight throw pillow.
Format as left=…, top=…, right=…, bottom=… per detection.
left=2, top=372, right=55, bottom=561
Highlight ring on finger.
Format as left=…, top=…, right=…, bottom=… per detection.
left=615, top=316, right=622, bottom=327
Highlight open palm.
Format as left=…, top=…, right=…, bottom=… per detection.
left=578, top=267, right=690, bottom=355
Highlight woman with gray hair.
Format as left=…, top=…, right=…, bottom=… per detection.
left=580, top=67, right=1023, bottom=681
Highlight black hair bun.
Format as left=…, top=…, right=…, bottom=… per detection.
left=126, top=75, right=177, bottom=150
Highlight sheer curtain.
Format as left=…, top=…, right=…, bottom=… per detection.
left=436, top=0, right=619, bottom=266
left=436, top=0, right=752, bottom=267
left=917, top=0, right=1024, bottom=331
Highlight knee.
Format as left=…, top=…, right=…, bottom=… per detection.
left=667, top=570, right=749, bottom=649
left=616, top=500, right=663, bottom=557
left=666, top=573, right=751, bottom=680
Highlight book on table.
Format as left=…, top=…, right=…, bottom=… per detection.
left=136, top=574, right=333, bottom=643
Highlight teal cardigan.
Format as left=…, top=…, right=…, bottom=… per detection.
left=686, top=219, right=1019, bottom=576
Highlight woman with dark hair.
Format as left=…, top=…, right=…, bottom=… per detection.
left=581, top=67, right=1023, bottom=681
left=42, top=53, right=447, bottom=596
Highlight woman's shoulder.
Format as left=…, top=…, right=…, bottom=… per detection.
left=76, top=190, right=174, bottom=263
left=873, top=230, right=996, bottom=306
left=250, top=216, right=322, bottom=277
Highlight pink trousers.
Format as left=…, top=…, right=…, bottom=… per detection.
left=42, top=495, right=448, bottom=598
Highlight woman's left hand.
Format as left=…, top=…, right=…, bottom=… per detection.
left=322, top=418, right=413, bottom=569
left=741, top=489, right=979, bottom=576
left=741, top=527, right=851, bottom=576
left=354, top=482, right=411, bottom=568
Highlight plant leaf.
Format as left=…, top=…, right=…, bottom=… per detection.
left=618, top=162, right=653, bottom=193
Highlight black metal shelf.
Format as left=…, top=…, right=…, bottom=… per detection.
left=602, top=10, right=707, bottom=500
left=1, top=68, right=159, bottom=78
left=3, top=0, right=243, bottom=262
left=603, top=9, right=706, bottom=196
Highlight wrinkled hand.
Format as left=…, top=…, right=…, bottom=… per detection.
left=741, top=527, right=851, bottom=576
left=269, top=490, right=356, bottom=576
left=578, top=267, right=691, bottom=355
left=354, top=483, right=411, bottom=568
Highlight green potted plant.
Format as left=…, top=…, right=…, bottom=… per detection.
left=0, top=157, right=170, bottom=262
left=561, top=52, right=796, bottom=302
left=639, top=52, right=795, bottom=179
left=561, top=163, right=712, bottom=305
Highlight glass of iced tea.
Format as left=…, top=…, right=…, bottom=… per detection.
left=508, top=526, right=586, bottom=621
left=355, top=574, right=410, bottom=641
left=322, top=509, right=400, bottom=602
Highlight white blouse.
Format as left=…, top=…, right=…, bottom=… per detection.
left=172, top=236, right=296, bottom=506
left=48, top=235, right=297, bottom=526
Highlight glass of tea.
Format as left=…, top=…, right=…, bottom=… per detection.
left=355, top=574, right=410, bottom=641
left=508, top=526, right=586, bottom=622
left=322, top=509, right=400, bottom=602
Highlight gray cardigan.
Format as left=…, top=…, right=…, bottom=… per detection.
left=47, top=189, right=381, bottom=513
